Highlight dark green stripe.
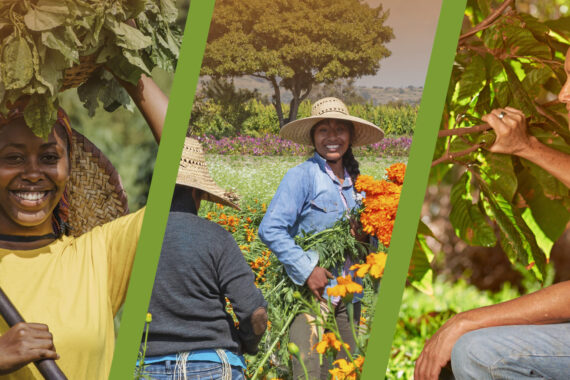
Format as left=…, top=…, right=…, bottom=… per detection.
left=361, top=0, right=466, bottom=378
left=108, top=1, right=215, bottom=378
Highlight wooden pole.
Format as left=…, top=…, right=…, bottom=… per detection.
left=0, top=288, right=68, bottom=380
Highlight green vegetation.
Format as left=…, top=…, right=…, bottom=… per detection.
left=387, top=277, right=521, bottom=379
left=425, top=0, right=570, bottom=282
left=0, top=0, right=180, bottom=138
left=201, top=0, right=393, bottom=126
left=192, top=98, right=417, bottom=138
left=204, top=155, right=402, bottom=203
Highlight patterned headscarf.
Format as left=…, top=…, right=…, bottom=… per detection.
left=0, top=106, right=73, bottom=236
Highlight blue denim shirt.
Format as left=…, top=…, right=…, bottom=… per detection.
left=259, top=152, right=362, bottom=300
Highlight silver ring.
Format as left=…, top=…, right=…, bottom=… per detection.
left=498, top=111, right=506, bottom=119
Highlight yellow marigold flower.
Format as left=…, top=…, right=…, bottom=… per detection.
left=329, top=356, right=364, bottom=380
left=313, top=332, right=349, bottom=354
left=326, top=275, right=363, bottom=299
left=350, top=252, right=387, bottom=279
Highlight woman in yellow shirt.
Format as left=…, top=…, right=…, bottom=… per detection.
left=0, top=75, right=167, bottom=379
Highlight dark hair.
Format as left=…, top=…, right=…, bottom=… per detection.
left=310, top=119, right=360, bottom=183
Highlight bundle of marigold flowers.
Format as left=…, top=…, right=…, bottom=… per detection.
left=355, top=163, right=406, bottom=247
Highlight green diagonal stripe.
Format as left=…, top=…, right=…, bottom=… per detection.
left=360, top=0, right=466, bottom=378
left=108, top=1, right=216, bottom=379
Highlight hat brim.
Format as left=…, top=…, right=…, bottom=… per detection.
left=176, top=165, right=240, bottom=210
left=279, top=112, right=384, bottom=147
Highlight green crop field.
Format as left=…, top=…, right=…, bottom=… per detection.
left=205, top=155, right=406, bottom=203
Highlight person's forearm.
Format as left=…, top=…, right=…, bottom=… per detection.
left=456, top=281, right=570, bottom=334
left=122, top=75, right=168, bottom=143
left=517, top=137, right=570, bottom=189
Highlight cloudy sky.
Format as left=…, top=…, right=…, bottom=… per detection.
left=357, top=0, right=444, bottom=88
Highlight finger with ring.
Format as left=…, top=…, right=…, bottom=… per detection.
left=498, top=111, right=506, bottom=119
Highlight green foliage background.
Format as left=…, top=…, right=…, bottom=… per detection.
left=427, top=0, right=570, bottom=282
left=191, top=98, right=417, bottom=138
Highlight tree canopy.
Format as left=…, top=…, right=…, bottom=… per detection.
left=201, top=0, right=394, bottom=126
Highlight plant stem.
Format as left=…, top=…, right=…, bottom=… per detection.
left=347, top=302, right=360, bottom=354
left=299, top=355, right=310, bottom=380
left=251, top=306, right=300, bottom=380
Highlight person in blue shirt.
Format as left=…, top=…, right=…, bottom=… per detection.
left=258, top=97, right=384, bottom=379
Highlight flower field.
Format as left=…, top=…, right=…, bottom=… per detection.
left=197, top=135, right=411, bottom=157
left=199, top=155, right=405, bottom=379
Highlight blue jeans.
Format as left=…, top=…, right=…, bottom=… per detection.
left=451, top=323, right=570, bottom=379
left=138, top=360, right=245, bottom=380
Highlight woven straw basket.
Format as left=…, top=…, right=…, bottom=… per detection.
left=67, top=131, right=129, bottom=237
left=61, top=55, right=100, bottom=92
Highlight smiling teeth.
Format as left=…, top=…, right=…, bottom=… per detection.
left=326, top=145, right=340, bottom=149
left=13, top=192, right=47, bottom=201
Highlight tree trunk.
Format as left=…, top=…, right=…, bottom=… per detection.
left=269, top=77, right=285, bottom=127
left=287, top=80, right=312, bottom=126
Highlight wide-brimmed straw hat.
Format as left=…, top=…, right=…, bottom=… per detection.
left=177, top=137, right=240, bottom=210
left=67, top=131, right=129, bottom=236
left=280, top=97, right=384, bottom=147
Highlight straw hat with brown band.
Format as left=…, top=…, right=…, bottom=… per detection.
left=177, top=137, right=240, bottom=210
left=280, top=97, right=385, bottom=146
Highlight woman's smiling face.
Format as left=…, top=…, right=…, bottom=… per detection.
left=312, top=119, right=352, bottom=163
left=0, top=119, right=70, bottom=235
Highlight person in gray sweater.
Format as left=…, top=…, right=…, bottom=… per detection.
left=138, top=137, right=267, bottom=380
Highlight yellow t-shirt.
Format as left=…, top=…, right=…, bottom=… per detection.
left=0, top=208, right=145, bottom=380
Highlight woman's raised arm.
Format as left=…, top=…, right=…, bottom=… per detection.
left=121, top=74, right=168, bottom=143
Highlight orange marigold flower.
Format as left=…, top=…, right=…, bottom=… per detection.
left=350, top=252, right=387, bottom=279
left=326, top=275, right=363, bottom=299
left=386, top=163, right=406, bottom=185
left=329, top=356, right=364, bottom=380
left=313, top=332, right=349, bottom=354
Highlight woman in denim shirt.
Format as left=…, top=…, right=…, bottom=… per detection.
left=259, top=97, right=384, bottom=379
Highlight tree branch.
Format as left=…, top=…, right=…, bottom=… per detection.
left=438, top=123, right=491, bottom=137
left=458, top=0, right=514, bottom=45
left=431, top=143, right=484, bottom=167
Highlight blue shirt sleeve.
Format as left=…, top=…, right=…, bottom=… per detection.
left=258, top=167, right=319, bottom=285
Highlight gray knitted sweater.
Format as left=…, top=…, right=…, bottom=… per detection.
left=144, top=197, right=267, bottom=356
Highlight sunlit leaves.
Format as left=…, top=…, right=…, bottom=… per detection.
left=427, top=3, right=570, bottom=282
left=449, top=172, right=497, bottom=247
left=0, top=0, right=181, bottom=138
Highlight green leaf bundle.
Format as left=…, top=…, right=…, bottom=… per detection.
left=0, top=0, right=181, bottom=139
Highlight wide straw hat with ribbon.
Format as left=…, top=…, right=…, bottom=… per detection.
left=280, top=97, right=384, bottom=146
left=177, top=137, right=240, bottom=210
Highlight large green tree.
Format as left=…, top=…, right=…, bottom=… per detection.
left=201, top=0, right=394, bottom=127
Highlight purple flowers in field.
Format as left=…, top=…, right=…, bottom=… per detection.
left=197, top=134, right=411, bottom=157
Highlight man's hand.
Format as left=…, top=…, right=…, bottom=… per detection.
left=306, top=266, right=334, bottom=301
left=414, top=314, right=470, bottom=380
left=482, top=107, right=532, bottom=155
left=0, top=323, right=58, bottom=375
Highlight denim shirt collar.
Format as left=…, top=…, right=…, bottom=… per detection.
left=310, top=152, right=353, bottom=189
